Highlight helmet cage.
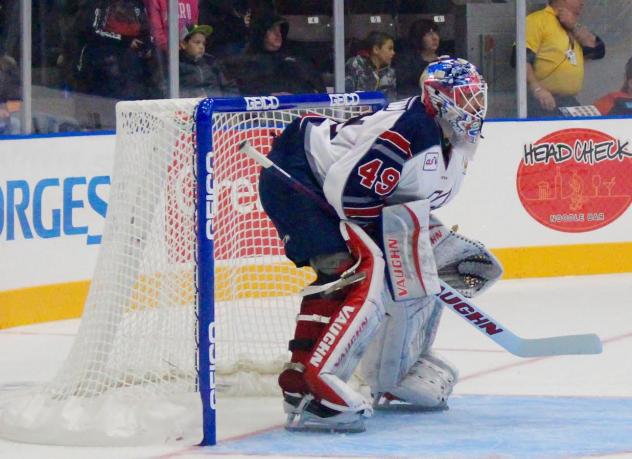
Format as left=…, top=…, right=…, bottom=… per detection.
left=421, top=58, right=487, bottom=143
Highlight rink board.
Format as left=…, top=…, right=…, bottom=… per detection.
left=1, top=117, right=632, bottom=328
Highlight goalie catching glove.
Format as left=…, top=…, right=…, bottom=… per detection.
left=430, top=215, right=503, bottom=298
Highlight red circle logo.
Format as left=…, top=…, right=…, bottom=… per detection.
left=516, top=128, right=632, bottom=232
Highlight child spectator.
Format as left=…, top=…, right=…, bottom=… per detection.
left=593, top=57, right=632, bottom=115
left=345, top=31, right=396, bottom=101
left=179, top=24, right=238, bottom=98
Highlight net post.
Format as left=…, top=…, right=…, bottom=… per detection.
left=194, top=97, right=217, bottom=446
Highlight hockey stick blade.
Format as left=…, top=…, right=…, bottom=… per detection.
left=437, top=280, right=602, bottom=357
left=239, top=141, right=603, bottom=358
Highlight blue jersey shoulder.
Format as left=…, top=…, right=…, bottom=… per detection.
left=389, top=97, right=441, bottom=157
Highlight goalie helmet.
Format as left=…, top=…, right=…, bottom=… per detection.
left=420, top=57, right=487, bottom=145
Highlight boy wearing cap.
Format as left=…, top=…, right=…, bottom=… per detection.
left=179, top=24, right=238, bottom=98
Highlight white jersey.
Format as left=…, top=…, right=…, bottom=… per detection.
left=299, top=97, right=473, bottom=223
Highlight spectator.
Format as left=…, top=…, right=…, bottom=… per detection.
left=144, top=0, right=199, bottom=53
left=345, top=31, right=396, bottom=101
left=199, top=0, right=250, bottom=58
left=521, top=0, right=605, bottom=117
left=394, top=19, right=440, bottom=99
left=227, top=12, right=325, bottom=96
left=0, top=47, right=20, bottom=102
left=0, top=102, right=12, bottom=135
left=74, top=0, right=158, bottom=100
left=178, top=24, right=238, bottom=98
left=0, top=48, right=20, bottom=134
left=593, top=57, right=632, bottom=116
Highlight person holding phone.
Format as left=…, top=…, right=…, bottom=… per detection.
left=522, top=0, right=605, bottom=117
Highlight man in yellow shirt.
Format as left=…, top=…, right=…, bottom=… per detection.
left=525, top=0, right=605, bottom=117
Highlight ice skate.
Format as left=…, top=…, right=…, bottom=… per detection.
left=283, top=394, right=371, bottom=433
left=372, top=391, right=449, bottom=412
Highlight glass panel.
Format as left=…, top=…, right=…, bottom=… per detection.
left=16, top=0, right=630, bottom=131
left=345, top=1, right=404, bottom=102
left=207, top=1, right=332, bottom=97
left=29, top=0, right=167, bottom=133
left=460, top=1, right=517, bottom=119
left=575, top=0, right=632, bottom=117
left=1, top=0, right=21, bottom=135
left=341, top=0, right=517, bottom=118
left=523, top=0, right=632, bottom=119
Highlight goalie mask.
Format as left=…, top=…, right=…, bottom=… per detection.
left=420, top=57, right=487, bottom=146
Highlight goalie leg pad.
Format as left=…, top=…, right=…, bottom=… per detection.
left=360, top=295, right=458, bottom=409
left=430, top=215, right=503, bottom=298
left=280, top=222, right=386, bottom=431
left=382, top=199, right=440, bottom=301
left=303, top=222, right=385, bottom=411
left=278, top=254, right=356, bottom=396
left=360, top=295, right=441, bottom=391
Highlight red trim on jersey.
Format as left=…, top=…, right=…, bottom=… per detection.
left=343, top=204, right=384, bottom=218
left=379, top=130, right=412, bottom=157
left=403, top=204, right=427, bottom=292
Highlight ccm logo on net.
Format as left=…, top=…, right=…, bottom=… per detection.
left=329, top=93, right=360, bottom=106
left=245, top=96, right=280, bottom=110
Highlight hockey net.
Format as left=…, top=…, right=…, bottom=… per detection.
left=0, top=94, right=384, bottom=445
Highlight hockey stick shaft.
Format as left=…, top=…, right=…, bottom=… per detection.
left=239, top=141, right=339, bottom=217
left=239, top=141, right=602, bottom=357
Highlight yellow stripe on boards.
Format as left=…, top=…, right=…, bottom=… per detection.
left=492, top=242, right=632, bottom=279
left=2, top=242, right=631, bottom=329
left=0, top=264, right=316, bottom=330
left=0, top=281, right=89, bottom=329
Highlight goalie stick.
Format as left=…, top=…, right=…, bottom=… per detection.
left=239, top=140, right=602, bottom=358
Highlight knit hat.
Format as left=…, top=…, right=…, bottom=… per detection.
left=181, top=24, right=214, bottom=41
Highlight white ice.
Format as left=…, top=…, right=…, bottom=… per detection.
left=1, top=273, right=631, bottom=458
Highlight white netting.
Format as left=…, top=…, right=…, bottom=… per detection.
left=0, top=97, right=376, bottom=445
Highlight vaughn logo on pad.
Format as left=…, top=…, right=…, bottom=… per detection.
left=516, top=128, right=632, bottom=232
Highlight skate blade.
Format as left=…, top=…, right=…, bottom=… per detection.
left=374, top=401, right=449, bottom=412
left=285, top=420, right=366, bottom=433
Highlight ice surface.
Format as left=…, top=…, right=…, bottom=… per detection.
left=1, top=274, right=631, bottom=458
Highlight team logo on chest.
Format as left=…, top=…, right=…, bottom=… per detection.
left=423, top=152, right=439, bottom=171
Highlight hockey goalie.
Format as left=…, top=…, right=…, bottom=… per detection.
left=257, top=57, right=503, bottom=432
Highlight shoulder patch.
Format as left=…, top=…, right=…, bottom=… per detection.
left=423, top=151, right=439, bottom=171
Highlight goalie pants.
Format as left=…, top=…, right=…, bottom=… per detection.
left=259, top=118, right=348, bottom=268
